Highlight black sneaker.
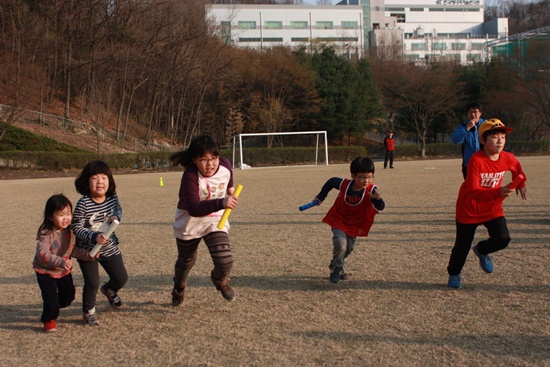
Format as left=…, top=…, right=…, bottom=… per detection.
left=171, top=286, right=185, bottom=307
left=101, top=284, right=122, bottom=309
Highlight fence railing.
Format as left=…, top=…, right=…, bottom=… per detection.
left=0, top=104, right=182, bottom=153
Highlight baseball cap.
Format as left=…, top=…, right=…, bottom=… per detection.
left=478, top=118, right=513, bottom=138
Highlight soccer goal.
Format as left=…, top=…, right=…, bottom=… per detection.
left=232, top=131, right=329, bottom=169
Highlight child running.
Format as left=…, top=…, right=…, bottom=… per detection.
left=71, top=160, right=128, bottom=325
left=447, top=118, right=527, bottom=288
left=33, top=194, right=96, bottom=332
left=308, top=156, right=385, bottom=283
left=170, top=135, right=239, bottom=306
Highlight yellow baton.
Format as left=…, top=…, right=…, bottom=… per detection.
left=217, top=184, right=243, bottom=229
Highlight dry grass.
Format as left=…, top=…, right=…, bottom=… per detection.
left=0, top=156, right=549, bottom=367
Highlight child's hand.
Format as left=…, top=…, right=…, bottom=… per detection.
left=371, top=189, right=381, bottom=200
left=516, top=187, right=527, bottom=200
left=96, top=233, right=108, bottom=245
left=500, top=186, right=513, bottom=198
left=223, top=195, right=238, bottom=209
left=108, top=216, right=118, bottom=223
left=63, top=258, right=73, bottom=271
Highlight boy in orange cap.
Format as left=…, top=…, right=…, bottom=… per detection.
left=447, top=119, right=527, bottom=288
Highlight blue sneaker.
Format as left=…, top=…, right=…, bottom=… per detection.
left=473, top=245, right=494, bottom=273
left=329, top=261, right=348, bottom=281
left=448, top=274, right=462, bottom=288
left=329, top=271, right=341, bottom=284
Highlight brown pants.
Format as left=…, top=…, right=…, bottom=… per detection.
left=173, top=231, right=233, bottom=289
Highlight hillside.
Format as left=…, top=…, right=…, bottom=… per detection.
left=4, top=104, right=178, bottom=155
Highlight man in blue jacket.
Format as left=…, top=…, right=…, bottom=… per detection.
left=452, top=103, right=485, bottom=179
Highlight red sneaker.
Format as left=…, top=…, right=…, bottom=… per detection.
left=44, top=320, right=57, bottom=333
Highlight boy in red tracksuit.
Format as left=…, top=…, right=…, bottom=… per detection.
left=447, top=119, right=527, bottom=288
left=308, top=157, right=385, bottom=283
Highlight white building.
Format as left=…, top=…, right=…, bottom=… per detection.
left=208, top=4, right=365, bottom=59
left=374, top=0, right=508, bottom=64
left=207, top=1, right=508, bottom=65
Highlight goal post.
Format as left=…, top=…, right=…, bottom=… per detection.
left=232, top=131, right=329, bottom=169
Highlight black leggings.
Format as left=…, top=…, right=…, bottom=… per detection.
left=447, top=216, right=511, bottom=276
left=78, top=254, right=128, bottom=313
left=36, top=272, right=75, bottom=322
left=173, top=231, right=233, bottom=289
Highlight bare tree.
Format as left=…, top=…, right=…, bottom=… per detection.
left=376, top=62, right=460, bottom=157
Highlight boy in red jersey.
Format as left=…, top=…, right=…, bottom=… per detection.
left=447, top=119, right=527, bottom=288
left=309, top=157, right=385, bottom=283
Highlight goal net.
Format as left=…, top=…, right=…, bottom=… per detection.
left=232, top=131, right=329, bottom=169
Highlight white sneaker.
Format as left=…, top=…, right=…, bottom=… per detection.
left=83, top=307, right=99, bottom=326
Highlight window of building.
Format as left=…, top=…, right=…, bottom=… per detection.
left=221, top=21, right=231, bottom=44
left=449, top=54, right=462, bottom=62
left=433, top=42, right=447, bottom=50
left=446, top=8, right=464, bottom=12
left=238, top=21, right=256, bottom=29
left=467, top=53, right=483, bottom=62
left=386, top=7, right=405, bottom=11
left=410, top=7, right=424, bottom=11
left=291, top=21, right=308, bottom=29
left=316, top=37, right=336, bottom=42
left=291, top=37, right=309, bottom=42
left=239, top=37, right=261, bottom=42
left=452, top=43, right=467, bottom=50
left=429, top=8, right=445, bottom=12
left=341, top=21, right=358, bottom=29
left=264, top=21, right=282, bottom=29
left=339, top=37, right=358, bottom=42
left=390, top=13, right=406, bottom=23
left=263, top=37, right=283, bottom=42
left=411, top=43, right=427, bottom=51
left=316, top=37, right=358, bottom=42
left=471, top=43, right=485, bottom=50
left=406, top=54, right=420, bottom=61
left=316, top=21, right=333, bottom=29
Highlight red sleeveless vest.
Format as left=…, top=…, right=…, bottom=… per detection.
left=322, top=179, right=379, bottom=237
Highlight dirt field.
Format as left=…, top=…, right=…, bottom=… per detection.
left=0, top=156, right=548, bottom=367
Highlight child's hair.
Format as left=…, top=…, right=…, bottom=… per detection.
left=350, top=156, right=375, bottom=175
left=74, top=160, right=117, bottom=196
left=37, top=194, right=73, bottom=238
left=466, top=102, right=482, bottom=112
left=170, top=135, right=220, bottom=167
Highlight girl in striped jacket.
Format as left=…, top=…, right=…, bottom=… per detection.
left=72, top=160, right=128, bottom=326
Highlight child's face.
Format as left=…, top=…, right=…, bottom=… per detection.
left=50, top=205, right=72, bottom=231
left=467, top=108, right=482, bottom=122
left=193, top=154, right=220, bottom=177
left=482, top=132, right=506, bottom=157
left=89, top=173, right=110, bottom=199
left=351, top=172, right=373, bottom=190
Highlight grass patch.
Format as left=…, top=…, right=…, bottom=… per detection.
left=0, top=123, right=88, bottom=152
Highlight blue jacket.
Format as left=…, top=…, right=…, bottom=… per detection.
left=452, top=118, right=485, bottom=168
